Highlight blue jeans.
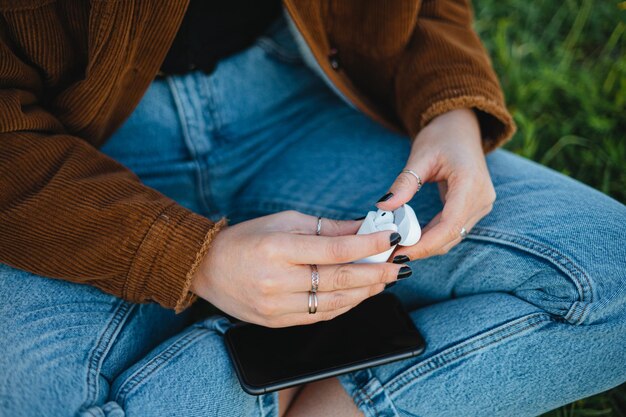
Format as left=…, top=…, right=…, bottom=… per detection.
left=1, top=17, right=625, bottom=417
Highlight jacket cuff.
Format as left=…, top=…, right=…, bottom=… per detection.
left=123, top=203, right=228, bottom=313
left=400, top=85, right=516, bottom=153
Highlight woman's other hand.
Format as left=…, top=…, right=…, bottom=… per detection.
left=377, top=108, right=496, bottom=260
left=191, top=211, right=410, bottom=327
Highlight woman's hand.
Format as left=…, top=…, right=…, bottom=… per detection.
left=191, top=211, right=409, bottom=327
left=377, top=108, right=496, bottom=260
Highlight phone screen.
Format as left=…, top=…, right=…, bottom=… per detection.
left=225, top=293, right=425, bottom=393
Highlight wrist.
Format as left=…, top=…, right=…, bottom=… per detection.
left=414, top=108, right=482, bottom=148
left=427, top=108, right=479, bottom=132
left=189, top=222, right=229, bottom=300
left=190, top=255, right=208, bottom=296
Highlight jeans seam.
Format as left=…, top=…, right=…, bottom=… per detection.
left=113, top=327, right=207, bottom=403
left=255, top=13, right=303, bottom=65
left=258, top=392, right=279, bottom=417
left=352, top=375, right=379, bottom=414
left=82, top=301, right=136, bottom=410
left=347, top=371, right=399, bottom=417
left=468, top=226, right=595, bottom=324
left=384, top=312, right=553, bottom=396
left=256, top=37, right=303, bottom=64
left=357, top=387, right=383, bottom=407
left=198, top=71, right=224, bottom=135
left=166, top=76, right=215, bottom=216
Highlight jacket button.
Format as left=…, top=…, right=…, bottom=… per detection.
left=328, top=48, right=340, bottom=70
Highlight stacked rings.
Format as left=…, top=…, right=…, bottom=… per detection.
left=309, top=218, right=321, bottom=314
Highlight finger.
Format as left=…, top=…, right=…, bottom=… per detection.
left=280, top=230, right=399, bottom=264
left=264, top=210, right=363, bottom=236
left=394, top=178, right=473, bottom=260
left=421, top=211, right=442, bottom=235
left=313, top=217, right=364, bottom=237
left=435, top=209, right=485, bottom=254
left=437, top=236, right=462, bottom=256
left=276, top=283, right=386, bottom=315
left=280, top=262, right=405, bottom=293
left=376, top=156, right=436, bottom=212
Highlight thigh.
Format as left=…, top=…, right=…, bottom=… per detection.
left=108, top=316, right=276, bottom=417
left=0, top=263, right=194, bottom=416
left=337, top=291, right=626, bottom=417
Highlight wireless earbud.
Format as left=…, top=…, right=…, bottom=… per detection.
left=354, top=204, right=421, bottom=263
left=373, top=211, right=395, bottom=227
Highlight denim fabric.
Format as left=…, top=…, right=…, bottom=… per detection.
left=1, top=15, right=625, bottom=417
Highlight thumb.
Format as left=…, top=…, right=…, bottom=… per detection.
left=376, top=155, right=434, bottom=211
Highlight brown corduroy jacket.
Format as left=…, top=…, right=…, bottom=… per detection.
left=0, top=0, right=515, bottom=312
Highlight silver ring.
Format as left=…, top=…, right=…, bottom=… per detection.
left=401, top=169, right=423, bottom=191
left=316, top=216, right=322, bottom=236
left=460, top=227, right=468, bottom=240
left=308, top=291, right=318, bottom=314
left=310, top=264, right=319, bottom=293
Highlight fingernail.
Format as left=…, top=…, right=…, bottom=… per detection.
left=392, top=255, right=410, bottom=264
left=353, top=215, right=366, bottom=221
left=397, top=266, right=412, bottom=280
left=385, top=282, right=397, bottom=289
left=377, top=192, right=393, bottom=203
left=390, top=232, right=401, bottom=246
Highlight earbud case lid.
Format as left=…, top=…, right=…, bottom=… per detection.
left=393, top=205, right=421, bottom=246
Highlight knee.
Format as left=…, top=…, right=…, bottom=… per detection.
left=487, top=189, right=626, bottom=326
left=482, top=151, right=626, bottom=325
left=512, top=244, right=626, bottom=327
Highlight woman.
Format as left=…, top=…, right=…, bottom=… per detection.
left=0, top=1, right=624, bottom=416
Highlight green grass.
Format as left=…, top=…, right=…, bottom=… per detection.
left=474, top=0, right=626, bottom=203
left=472, top=0, right=626, bottom=415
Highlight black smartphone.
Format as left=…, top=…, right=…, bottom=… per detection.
left=225, top=292, right=425, bottom=395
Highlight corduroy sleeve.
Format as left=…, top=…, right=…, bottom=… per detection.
left=0, top=41, right=225, bottom=313
left=395, top=0, right=516, bottom=152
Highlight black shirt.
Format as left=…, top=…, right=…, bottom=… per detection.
left=160, top=0, right=282, bottom=75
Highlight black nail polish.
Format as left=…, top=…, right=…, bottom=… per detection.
left=377, top=192, right=393, bottom=203
left=397, top=266, right=412, bottom=280
left=390, top=232, right=401, bottom=246
left=353, top=216, right=366, bottom=221
left=392, top=255, right=410, bottom=264
left=385, top=282, right=397, bottom=289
